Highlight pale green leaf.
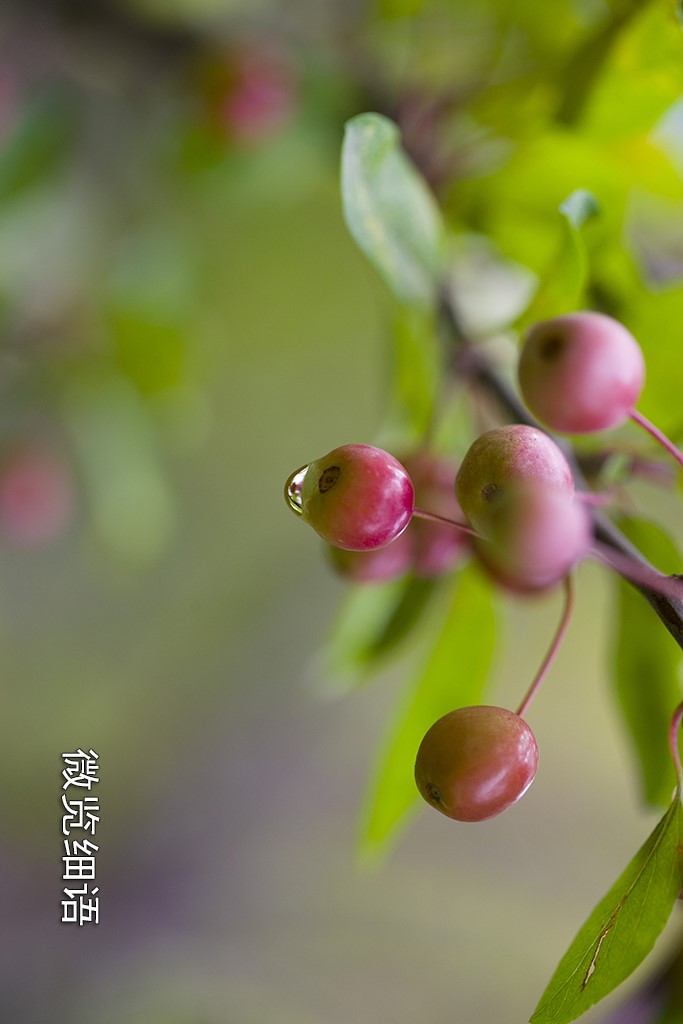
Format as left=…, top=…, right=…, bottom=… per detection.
left=341, top=112, right=445, bottom=308
left=530, top=795, right=683, bottom=1024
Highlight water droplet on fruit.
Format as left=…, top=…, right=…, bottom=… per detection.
left=285, top=464, right=308, bottom=515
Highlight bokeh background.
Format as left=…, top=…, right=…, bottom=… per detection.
left=0, top=1, right=682, bottom=1021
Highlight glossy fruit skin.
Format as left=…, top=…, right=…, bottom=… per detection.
left=326, top=451, right=470, bottom=581
left=473, top=485, right=592, bottom=592
left=299, top=444, right=414, bottom=551
left=519, top=312, right=645, bottom=433
left=455, top=425, right=574, bottom=535
left=415, top=705, right=539, bottom=822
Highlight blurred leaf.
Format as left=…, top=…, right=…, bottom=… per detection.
left=321, top=573, right=439, bottom=692
left=341, top=112, right=445, bottom=307
left=63, top=370, right=175, bottom=564
left=611, top=517, right=683, bottom=806
left=360, top=565, right=496, bottom=856
left=579, top=2, right=683, bottom=144
left=0, top=93, right=76, bottom=206
left=559, top=189, right=599, bottom=229
left=530, top=794, right=683, bottom=1024
left=103, top=229, right=196, bottom=394
left=447, top=234, right=537, bottom=338
left=378, top=0, right=428, bottom=15
left=627, top=284, right=683, bottom=433
left=518, top=190, right=599, bottom=327
left=385, top=306, right=440, bottom=442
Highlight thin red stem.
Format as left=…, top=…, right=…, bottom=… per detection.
left=629, top=409, right=683, bottom=470
left=669, top=703, right=683, bottom=790
left=412, top=506, right=481, bottom=538
left=516, top=574, right=575, bottom=719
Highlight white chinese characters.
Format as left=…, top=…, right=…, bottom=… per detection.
left=60, top=749, right=100, bottom=925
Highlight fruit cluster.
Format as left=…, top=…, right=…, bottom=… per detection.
left=284, top=311, right=683, bottom=823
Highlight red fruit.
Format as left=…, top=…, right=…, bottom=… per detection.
left=415, top=705, right=539, bottom=822
left=455, top=425, right=574, bottom=535
left=290, top=444, right=415, bottom=551
left=206, top=46, right=294, bottom=145
left=0, top=444, right=74, bottom=548
left=519, top=312, right=645, bottom=434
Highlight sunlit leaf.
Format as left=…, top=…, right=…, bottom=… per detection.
left=341, top=112, right=445, bottom=307
left=627, top=284, right=683, bottom=433
left=611, top=517, right=683, bottom=806
left=530, top=794, right=683, bottom=1024
left=579, top=2, right=683, bottom=144
left=359, top=565, right=496, bottom=856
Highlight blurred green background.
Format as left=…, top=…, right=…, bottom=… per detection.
left=0, top=0, right=682, bottom=1021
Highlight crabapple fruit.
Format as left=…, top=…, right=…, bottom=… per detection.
left=287, top=444, right=414, bottom=551
left=473, top=485, right=592, bottom=592
left=519, top=312, right=645, bottom=434
left=455, top=425, right=574, bottom=535
left=415, top=705, right=539, bottom=822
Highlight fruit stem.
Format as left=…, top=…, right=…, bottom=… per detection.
left=412, top=506, right=481, bottom=538
left=669, top=703, right=683, bottom=791
left=629, top=409, right=683, bottom=470
left=516, top=574, right=575, bottom=719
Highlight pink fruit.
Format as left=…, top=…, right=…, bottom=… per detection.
left=290, top=444, right=415, bottom=551
left=473, top=485, right=592, bottom=592
left=0, top=444, right=74, bottom=548
left=519, top=312, right=645, bottom=434
left=455, top=425, right=574, bottom=535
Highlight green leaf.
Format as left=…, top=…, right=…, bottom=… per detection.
left=518, top=190, right=599, bottom=326
left=578, top=2, right=683, bottom=144
left=359, top=565, right=496, bottom=856
left=611, top=517, right=683, bottom=806
left=530, top=795, right=683, bottom=1024
left=320, top=574, right=439, bottom=693
left=341, top=112, right=445, bottom=308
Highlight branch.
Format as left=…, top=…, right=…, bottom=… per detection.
left=439, top=295, right=683, bottom=651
